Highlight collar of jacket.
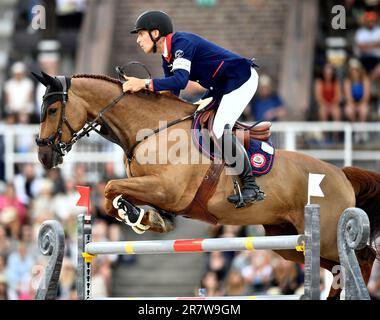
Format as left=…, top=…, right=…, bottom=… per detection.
left=162, top=33, right=173, bottom=63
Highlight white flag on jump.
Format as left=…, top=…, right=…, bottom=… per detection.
left=307, top=173, right=325, bottom=204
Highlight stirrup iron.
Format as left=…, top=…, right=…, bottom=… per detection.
left=232, top=178, right=246, bottom=208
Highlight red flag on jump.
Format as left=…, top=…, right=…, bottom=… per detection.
left=76, top=186, right=90, bottom=217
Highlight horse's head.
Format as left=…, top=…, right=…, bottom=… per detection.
left=32, top=71, right=87, bottom=169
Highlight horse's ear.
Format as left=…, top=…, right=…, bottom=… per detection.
left=41, top=71, right=60, bottom=89
left=31, top=71, right=48, bottom=86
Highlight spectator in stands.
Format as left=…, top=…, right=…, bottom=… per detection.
left=0, top=183, right=27, bottom=239
left=354, top=10, right=380, bottom=81
left=46, top=168, right=66, bottom=195
left=0, top=226, right=11, bottom=256
left=344, top=58, right=370, bottom=123
left=0, top=255, right=6, bottom=276
left=248, top=74, right=287, bottom=122
left=0, top=274, right=9, bottom=300
left=74, top=164, right=88, bottom=186
left=3, top=62, right=34, bottom=123
left=13, top=163, right=42, bottom=206
left=91, top=259, right=109, bottom=298
left=56, top=0, right=87, bottom=29
left=223, top=269, right=250, bottom=296
left=0, top=255, right=8, bottom=299
left=90, top=220, right=115, bottom=295
left=5, top=241, right=35, bottom=299
left=207, top=251, right=231, bottom=282
left=270, top=257, right=304, bottom=295
left=52, top=178, right=82, bottom=224
left=199, top=271, right=222, bottom=297
left=20, top=225, right=39, bottom=259
left=345, top=0, right=368, bottom=30
left=31, top=179, right=55, bottom=224
left=58, top=260, right=76, bottom=299
left=241, top=251, right=273, bottom=295
left=231, top=250, right=251, bottom=274
left=314, top=63, right=342, bottom=121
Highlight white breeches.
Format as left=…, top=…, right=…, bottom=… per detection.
left=212, top=67, right=259, bottom=139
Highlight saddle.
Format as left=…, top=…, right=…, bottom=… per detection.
left=194, top=97, right=271, bottom=159
left=178, top=99, right=272, bottom=224
left=199, top=109, right=271, bottom=149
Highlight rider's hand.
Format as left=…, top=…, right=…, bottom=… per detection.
left=122, top=75, right=145, bottom=93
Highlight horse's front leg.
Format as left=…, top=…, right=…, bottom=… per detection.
left=104, top=176, right=177, bottom=233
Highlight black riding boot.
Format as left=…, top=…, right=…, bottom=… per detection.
left=222, top=125, right=265, bottom=206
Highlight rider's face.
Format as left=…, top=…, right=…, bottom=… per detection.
left=136, top=30, right=154, bottom=54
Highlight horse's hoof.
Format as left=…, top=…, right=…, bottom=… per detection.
left=146, top=210, right=174, bottom=233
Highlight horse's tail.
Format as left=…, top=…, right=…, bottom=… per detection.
left=342, top=166, right=380, bottom=256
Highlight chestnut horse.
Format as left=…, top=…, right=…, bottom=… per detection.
left=33, top=72, right=380, bottom=298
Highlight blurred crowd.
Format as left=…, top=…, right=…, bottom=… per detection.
left=0, top=162, right=124, bottom=300
left=312, top=3, right=380, bottom=144
left=196, top=224, right=306, bottom=298
left=194, top=224, right=380, bottom=299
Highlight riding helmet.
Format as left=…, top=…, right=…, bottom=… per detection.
left=130, top=11, right=173, bottom=36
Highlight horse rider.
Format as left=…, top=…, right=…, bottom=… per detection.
left=123, top=10, right=265, bottom=206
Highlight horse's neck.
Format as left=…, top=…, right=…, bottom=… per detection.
left=73, top=78, right=195, bottom=153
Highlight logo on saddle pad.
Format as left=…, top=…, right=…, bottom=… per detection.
left=250, top=153, right=266, bottom=168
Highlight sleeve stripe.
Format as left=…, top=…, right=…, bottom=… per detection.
left=172, top=58, right=191, bottom=73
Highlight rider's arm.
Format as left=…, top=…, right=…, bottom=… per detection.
left=151, top=38, right=196, bottom=96
left=151, top=69, right=189, bottom=96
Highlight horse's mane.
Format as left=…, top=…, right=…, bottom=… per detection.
left=72, top=74, right=189, bottom=104
left=73, top=74, right=122, bottom=86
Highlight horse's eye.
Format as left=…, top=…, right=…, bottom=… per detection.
left=48, top=108, right=58, bottom=115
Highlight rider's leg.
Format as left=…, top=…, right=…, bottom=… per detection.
left=212, top=67, right=264, bottom=205
left=212, top=67, right=259, bottom=139
left=222, top=124, right=265, bottom=204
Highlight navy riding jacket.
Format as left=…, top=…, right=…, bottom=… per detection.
left=152, top=32, right=258, bottom=98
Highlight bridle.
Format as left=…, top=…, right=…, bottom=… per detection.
left=35, top=73, right=197, bottom=163
left=35, top=76, right=77, bottom=157
left=36, top=75, right=129, bottom=157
